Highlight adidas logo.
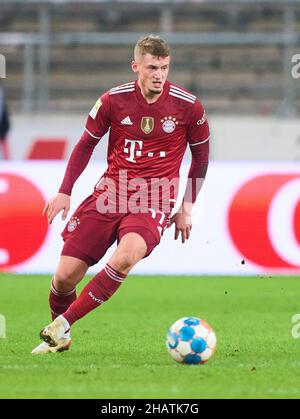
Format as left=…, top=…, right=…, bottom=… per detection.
left=121, top=116, right=133, bottom=125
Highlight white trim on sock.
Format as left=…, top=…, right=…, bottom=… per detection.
left=58, top=315, right=71, bottom=333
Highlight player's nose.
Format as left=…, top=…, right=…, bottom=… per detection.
left=154, top=69, right=163, bottom=79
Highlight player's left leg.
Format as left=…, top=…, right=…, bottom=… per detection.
left=62, top=231, right=147, bottom=324
left=107, top=232, right=147, bottom=274
left=38, top=232, right=147, bottom=348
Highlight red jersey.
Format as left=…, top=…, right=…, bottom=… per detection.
left=84, top=80, right=209, bottom=214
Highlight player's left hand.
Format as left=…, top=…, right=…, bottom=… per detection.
left=170, top=210, right=192, bottom=244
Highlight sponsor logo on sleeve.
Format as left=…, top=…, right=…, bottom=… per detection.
left=89, top=98, right=102, bottom=119
left=197, top=111, right=206, bottom=125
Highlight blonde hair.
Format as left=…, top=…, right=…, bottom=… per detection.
left=134, top=34, right=170, bottom=61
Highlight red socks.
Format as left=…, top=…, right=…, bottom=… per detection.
left=63, top=264, right=126, bottom=326
left=49, top=279, right=77, bottom=321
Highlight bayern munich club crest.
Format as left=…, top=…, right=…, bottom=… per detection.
left=161, top=116, right=178, bottom=133
left=67, top=216, right=80, bottom=232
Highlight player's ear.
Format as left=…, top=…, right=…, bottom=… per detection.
left=131, top=60, right=138, bottom=74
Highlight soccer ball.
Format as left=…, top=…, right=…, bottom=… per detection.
left=166, top=317, right=216, bottom=365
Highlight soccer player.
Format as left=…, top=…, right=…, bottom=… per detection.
left=31, top=35, right=209, bottom=354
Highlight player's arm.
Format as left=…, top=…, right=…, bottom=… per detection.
left=172, top=100, right=209, bottom=243
left=43, top=94, right=111, bottom=224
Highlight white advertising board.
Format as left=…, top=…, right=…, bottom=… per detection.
left=0, top=161, right=300, bottom=275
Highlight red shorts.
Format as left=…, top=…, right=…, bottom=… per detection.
left=61, top=195, right=169, bottom=266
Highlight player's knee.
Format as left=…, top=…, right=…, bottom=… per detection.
left=53, top=271, right=76, bottom=293
left=115, top=252, right=137, bottom=272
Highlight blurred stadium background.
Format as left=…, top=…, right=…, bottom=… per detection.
left=1, top=0, right=300, bottom=275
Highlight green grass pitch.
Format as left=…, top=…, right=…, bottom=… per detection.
left=0, top=274, right=300, bottom=399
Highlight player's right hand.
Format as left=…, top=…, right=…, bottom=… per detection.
left=42, top=193, right=70, bottom=224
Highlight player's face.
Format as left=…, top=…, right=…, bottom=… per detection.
left=132, top=54, right=170, bottom=98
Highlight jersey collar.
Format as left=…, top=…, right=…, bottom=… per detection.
left=135, top=80, right=170, bottom=107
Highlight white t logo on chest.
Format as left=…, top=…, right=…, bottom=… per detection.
left=124, top=139, right=143, bottom=163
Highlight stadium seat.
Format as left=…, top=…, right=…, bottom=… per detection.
left=27, top=138, right=68, bottom=160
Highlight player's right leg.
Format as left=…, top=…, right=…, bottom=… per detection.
left=50, top=255, right=89, bottom=319
left=34, top=194, right=121, bottom=353
left=32, top=256, right=88, bottom=354
left=41, top=231, right=147, bottom=343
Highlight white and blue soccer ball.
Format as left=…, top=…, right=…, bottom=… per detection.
left=166, top=317, right=216, bottom=365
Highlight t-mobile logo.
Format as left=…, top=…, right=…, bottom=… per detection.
left=124, top=139, right=143, bottom=163
left=124, top=139, right=166, bottom=162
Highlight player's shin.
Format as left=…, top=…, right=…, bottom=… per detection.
left=62, top=264, right=127, bottom=326
left=49, top=278, right=77, bottom=321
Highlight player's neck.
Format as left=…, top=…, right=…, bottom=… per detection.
left=137, top=80, right=164, bottom=104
